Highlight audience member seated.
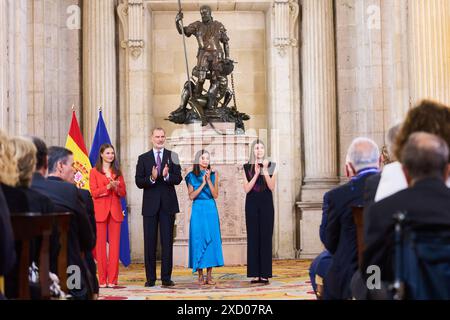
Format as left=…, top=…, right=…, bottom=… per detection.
left=364, top=123, right=402, bottom=204
left=323, top=138, right=380, bottom=299
left=374, top=100, right=450, bottom=202
left=78, top=188, right=99, bottom=298
left=30, top=142, right=95, bottom=299
left=359, top=132, right=450, bottom=299
left=1, top=136, right=55, bottom=214
left=2, top=136, right=56, bottom=299
left=309, top=156, right=355, bottom=298
left=0, top=130, right=17, bottom=300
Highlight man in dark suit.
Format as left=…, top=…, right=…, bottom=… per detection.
left=30, top=141, right=95, bottom=299
left=362, top=132, right=450, bottom=287
left=78, top=189, right=99, bottom=297
left=135, top=128, right=182, bottom=287
left=323, top=137, right=380, bottom=299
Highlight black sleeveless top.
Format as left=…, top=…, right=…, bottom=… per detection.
left=243, top=162, right=276, bottom=193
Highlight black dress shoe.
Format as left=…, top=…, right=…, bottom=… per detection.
left=145, top=281, right=156, bottom=287
left=161, top=280, right=175, bottom=287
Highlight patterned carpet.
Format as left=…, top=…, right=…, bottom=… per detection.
left=99, top=260, right=316, bottom=300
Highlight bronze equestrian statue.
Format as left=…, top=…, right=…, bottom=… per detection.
left=167, top=5, right=249, bottom=133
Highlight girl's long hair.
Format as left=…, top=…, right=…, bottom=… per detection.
left=95, top=143, right=122, bottom=177
left=193, top=149, right=211, bottom=177
left=248, top=139, right=266, bottom=174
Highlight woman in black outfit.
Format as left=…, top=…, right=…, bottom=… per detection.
left=243, top=139, right=276, bottom=284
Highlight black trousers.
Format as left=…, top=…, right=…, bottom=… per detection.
left=143, top=212, right=175, bottom=282
left=245, top=191, right=274, bottom=278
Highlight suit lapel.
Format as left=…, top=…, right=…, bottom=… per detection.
left=162, top=149, right=170, bottom=168
left=148, top=150, right=156, bottom=168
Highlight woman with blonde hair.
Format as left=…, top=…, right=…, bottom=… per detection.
left=243, top=139, right=276, bottom=284
left=1, top=135, right=54, bottom=299
left=0, top=130, right=16, bottom=298
left=1, top=136, right=54, bottom=213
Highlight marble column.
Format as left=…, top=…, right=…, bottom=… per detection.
left=117, top=0, right=150, bottom=262
left=1, top=0, right=28, bottom=136
left=408, top=0, right=450, bottom=106
left=267, top=0, right=300, bottom=259
left=0, top=0, right=8, bottom=129
left=83, top=0, right=117, bottom=147
left=297, top=0, right=338, bottom=258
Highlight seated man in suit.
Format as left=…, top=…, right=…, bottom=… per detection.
left=323, top=137, right=380, bottom=299
left=361, top=132, right=450, bottom=294
left=78, top=188, right=99, bottom=298
left=309, top=156, right=355, bottom=298
left=31, top=142, right=95, bottom=299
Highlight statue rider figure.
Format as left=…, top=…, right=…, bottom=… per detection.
left=175, top=5, right=230, bottom=111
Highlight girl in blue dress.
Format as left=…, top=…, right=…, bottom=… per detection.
left=186, top=150, right=224, bottom=285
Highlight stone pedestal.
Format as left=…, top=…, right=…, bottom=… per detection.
left=168, top=123, right=257, bottom=267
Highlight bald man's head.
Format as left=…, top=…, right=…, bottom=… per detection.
left=401, top=132, right=449, bottom=183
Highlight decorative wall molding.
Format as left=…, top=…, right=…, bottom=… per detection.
left=273, top=0, right=299, bottom=56
left=117, top=0, right=145, bottom=59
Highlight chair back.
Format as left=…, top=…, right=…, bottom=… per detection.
left=10, top=212, right=72, bottom=300
left=393, top=214, right=450, bottom=300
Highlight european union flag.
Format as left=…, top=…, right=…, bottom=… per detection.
left=89, top=111, right=131, bottom=267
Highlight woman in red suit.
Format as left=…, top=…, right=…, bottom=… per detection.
left=89, top=143, right=126, bottom=288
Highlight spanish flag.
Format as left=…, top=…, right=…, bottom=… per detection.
left=65, top=111, right=92, bottom=190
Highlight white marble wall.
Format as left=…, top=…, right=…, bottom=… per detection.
left=0, top=0, right=82, bottom=145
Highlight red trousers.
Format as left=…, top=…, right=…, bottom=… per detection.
left=96, top=214, right=121, bottom=285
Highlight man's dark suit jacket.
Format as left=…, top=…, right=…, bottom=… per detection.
left=2, top=183, right=55, bottom=298
left=1, top=183, right=55, bottom=214
left=0, top=187, right=15, bottom=277
left=362, top=178, right=450, bottom=282
left=78, top=189, right=99, bottom=294
left=31, top=174, right=95, bottom=268
left=324, top=170, right=377, bottom=299
left=135, top=149, right=182, bottom=216
left=363, top=173, right=381, bottom=205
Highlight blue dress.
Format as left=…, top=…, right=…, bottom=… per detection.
left=186, top=171, right=224, bottom=272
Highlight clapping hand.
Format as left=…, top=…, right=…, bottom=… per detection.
left=254, top=163, right=261, bottom=176
left=205, top=169, right=211, bottom=182
left=262, top=160, right=269, bottom=174
left=111, top=180, right=119, bottom=190
left=151, top=166, right=158, bottom=181
left=163, top=164, right=169, bottom=178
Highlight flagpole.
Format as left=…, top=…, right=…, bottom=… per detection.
left=177, top=0, right=193, bottom=99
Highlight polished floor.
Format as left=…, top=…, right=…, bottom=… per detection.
left=99, top=260, right=316, bottom=300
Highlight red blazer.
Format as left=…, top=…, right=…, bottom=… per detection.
left=89, top=167, right=127, bottom=223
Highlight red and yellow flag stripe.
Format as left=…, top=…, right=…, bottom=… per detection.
left=65, top=111, right=92, bottom=190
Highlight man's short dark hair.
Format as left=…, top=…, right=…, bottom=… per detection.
left=32, top=136, right=48, bottom=170
left=401, top=132, right=449, bottom=181
left=48, top=147, right=73, bottom=174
